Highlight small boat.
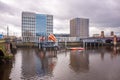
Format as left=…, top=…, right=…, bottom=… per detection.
left=67, top=47, right=84, bottom=50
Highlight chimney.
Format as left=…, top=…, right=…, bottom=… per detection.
left=101, top=31, right=104, bottom=38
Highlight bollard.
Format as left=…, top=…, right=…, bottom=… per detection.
left=94, top=42, right=95, bottom=48
left=43, top=47, right=46, bottom=52
left=86, top=42, right=87, bottom=48
left=90, top=42, right=91, bottom=48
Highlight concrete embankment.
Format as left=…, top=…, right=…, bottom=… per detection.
left=16, top=42, right=120, bottom=48
left=16, top=42, right=36, bottom=48
left=58, top=42, right=120, bottom=47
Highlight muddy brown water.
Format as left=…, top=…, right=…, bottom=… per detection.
left=0, top=47, right=120, bottom=80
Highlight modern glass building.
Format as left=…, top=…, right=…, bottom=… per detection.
left=22, top=12, right=53, bottom=42
left=36, top=14, right=47, bottom=36
left=70, top=18, right=89, bottom=38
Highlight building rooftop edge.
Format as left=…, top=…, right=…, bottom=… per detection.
left=22, top=11, right=53, bottom=16
left=70, top=17, right=89, bottom=21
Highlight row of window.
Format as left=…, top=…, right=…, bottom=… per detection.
left=22, top=17, right=35, bottom=19
left=47, top=30, right=53, bottom=32
left=22, top=29, right=35, bottom=32
left=47, top=20, right=53, bottom=22
left=22, top=20, right=52, bottom=23
left=47, top=19, right=53, bottom=22
left=22, top=20, right=53, bottom=24
left=47, top=22, right=53, bottom=24
left=22, top=16, right=52, bottom=20
left=22, top=27, right=53, bottom=29
left=22, top=23, right=35, bottom=25
left=22, top=33, right=35, bottom=36
left=22, top=20, right=35, bottom=22
left=22, top=26, right=35, bottom=28
left=22, top=19, right=52, bottom=22
left=47, top=16, right=53, bottom=18
left=23, top=37, right=35, bottom=42
left=47, top=27, right=53, bottom=29
left=22, top=21, right=35, bottom=23
left=47, top=25, right=53, bottom=27
left=22, top=23, right=53, bottom=26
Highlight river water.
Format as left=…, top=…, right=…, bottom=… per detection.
left=0, top=46, right=120, bottom=80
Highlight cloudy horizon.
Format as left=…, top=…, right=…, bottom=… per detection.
left=0, top=0, right=120, bottom=37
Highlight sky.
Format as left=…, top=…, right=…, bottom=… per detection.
left=0, top=0, right=120, bottom=37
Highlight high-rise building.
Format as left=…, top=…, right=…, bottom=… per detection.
left=70, top=18, right=89, bottom=38
left=22, top=12, right=53, bottom=42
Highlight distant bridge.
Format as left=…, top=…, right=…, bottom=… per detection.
left=0, top=38, right=16, bottom=59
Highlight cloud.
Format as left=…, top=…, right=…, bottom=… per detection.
left=0, top=1, right=21, bottom=27
left=64, top=0, right=120, bottom=26
left=0, top=1, right=13, bottom=15
left=0, top=0, right=120, bottom=37
left=0, top=1, right=21, bottom=15
left=53, top=19, right=69, bottom=33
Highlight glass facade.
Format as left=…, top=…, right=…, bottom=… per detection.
left=36, top=14, right=47, bottom=37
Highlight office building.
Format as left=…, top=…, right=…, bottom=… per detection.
left=22, top=12, right=53, bottom=42
left=70, top=18, right=89, bottom=38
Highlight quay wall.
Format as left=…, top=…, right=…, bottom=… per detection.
left=59, top=42, right=120, bottom=47
left=16, top=42, right=120, bottom=48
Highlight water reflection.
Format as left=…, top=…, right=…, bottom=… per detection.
left=1, top=47, right=120, bottom=80
left=111, top=46, right=120, bottom=59
left=35, top=50, right=57, bottom=77
left=69, top=50, right=89, bottom=73
left=9, top=50, right=22, bottom=80
left=21, top=49, right=57, bottom=79
left=21, top=49, right=36, bottom=79
left=0, top=64, right=12, bottom=80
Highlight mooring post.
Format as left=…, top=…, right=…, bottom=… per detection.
left=90, top=42, right=91, bottom=48
left=83, top=40, right=85, bottom=48
left=65, top=40, right=67, bottom=49
left=113, top=35, right=117, bottom=47
left=94, top=40, right=95, bottom=48
left=86, top=42, right=87, bottom=48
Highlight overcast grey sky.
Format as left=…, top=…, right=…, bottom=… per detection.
left=0, top=0, right=120, bottom=37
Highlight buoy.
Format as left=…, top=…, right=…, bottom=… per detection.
left=67, top=47, right=84, bottom=50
